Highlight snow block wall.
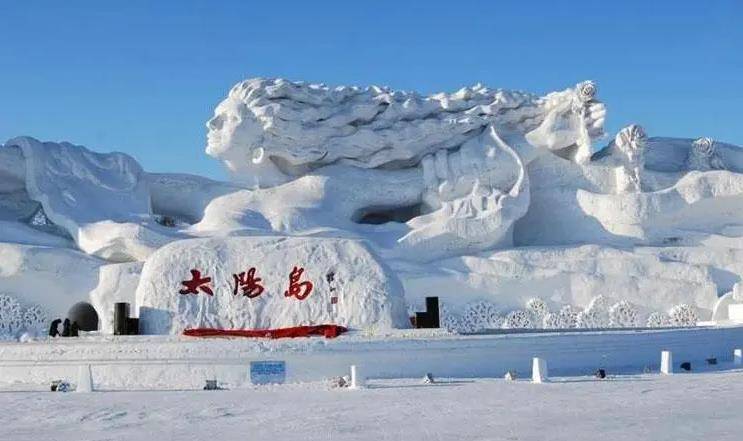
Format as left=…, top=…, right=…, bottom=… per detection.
left=136, top=236, right=408, bottom=334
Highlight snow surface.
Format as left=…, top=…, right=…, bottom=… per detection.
left=1, top=369, right=742, bottom=441
left=2, top=326, right=741, bottom=389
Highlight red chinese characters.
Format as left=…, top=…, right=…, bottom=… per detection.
left=232, top=267, right=265, bottom=298
left=284, top=266, right=313, bottom=300
left=179, top=269, right=214, bottom=296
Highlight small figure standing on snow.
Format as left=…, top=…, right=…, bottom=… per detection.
left=61, top=318, right=71, bottom=337
left=48, top=318, right=61, bottom=337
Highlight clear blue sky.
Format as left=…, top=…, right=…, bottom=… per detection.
left=1, top=0, right=741, bottom=180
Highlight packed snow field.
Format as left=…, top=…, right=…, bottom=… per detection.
left=1, top=369, right=741, bottom=441
left=2, top=326, right=743, bottom=389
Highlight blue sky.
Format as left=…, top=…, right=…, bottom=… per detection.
left=1, top=0, right=741, bottom=180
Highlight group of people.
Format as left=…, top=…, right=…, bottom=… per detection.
left=48, top=318, right=80, bottom=337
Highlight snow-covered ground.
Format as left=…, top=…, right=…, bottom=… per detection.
left=3, top=326, right=742, bottom=389
left=1, top=368, right=741, bottom=441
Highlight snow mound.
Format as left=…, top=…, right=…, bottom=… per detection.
left=136, top=236, right=408, bottom=334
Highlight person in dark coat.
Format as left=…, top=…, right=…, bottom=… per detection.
left=61, top=318, right=71, bottom=337
left=70, top=321, right=79, bottom=337
left=48, top=319, right=62, bottom=337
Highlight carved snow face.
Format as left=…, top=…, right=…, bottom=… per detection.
left=206, top=89, right=293, bottom=188
left=206, top=94, right=260, bottom=161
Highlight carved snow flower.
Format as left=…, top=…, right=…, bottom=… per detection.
left=692, top=137, right=715, bottom=157
left=577, top=80, right=597, bottom=103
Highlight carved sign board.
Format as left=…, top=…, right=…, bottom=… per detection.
left=136, top=236, right=409, bottom=334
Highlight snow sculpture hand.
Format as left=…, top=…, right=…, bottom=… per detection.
left=688, top=137, right=725, bottom=171
left=397, top=126, right=530, bottom=262
left=525, top=81, right=606, bottom=163
left=614, top=124, right=648, bottom=193
left=615, top=124, right=647, bottom=164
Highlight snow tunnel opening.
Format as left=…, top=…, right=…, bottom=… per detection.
left=354, top=203, right=423, bottom=225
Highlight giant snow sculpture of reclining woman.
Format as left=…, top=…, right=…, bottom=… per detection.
left=201, top=78, right=607, bottom=261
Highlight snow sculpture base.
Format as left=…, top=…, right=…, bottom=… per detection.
left=136, top=236, right=409, bottom=334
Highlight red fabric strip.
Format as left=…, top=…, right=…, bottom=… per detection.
left=183, top=324, right=347, bottom=339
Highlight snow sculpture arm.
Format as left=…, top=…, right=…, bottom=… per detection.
left=397, top=126, right=530, bottom=261
left=614, top=125, right=648, bottom=193
left=524, top=81, right=606, bottom=163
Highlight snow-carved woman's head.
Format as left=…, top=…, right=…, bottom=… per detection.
left=206, top=77, right=608, bottom=189
left=206, top=79, right=291, bottom=187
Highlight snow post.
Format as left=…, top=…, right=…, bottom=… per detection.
left=350, top=365, right=364, bottom=389
left=77, top=364, right=93, bottom=393
left=660, top=351, right=673, bottom=375
left=532, top=357, right=548, bottom=383
left=734, top=349, right=742, bottom=366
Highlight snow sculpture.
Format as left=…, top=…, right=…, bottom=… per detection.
left=439, top=304, right=465, bottom=333
left=688, top=137, right=725, bottom=171
left=204, top=78, right=606, bottom=261
left=502, top=310, right=532, bottom=329
left=207, top=78, right=606, bottom=186
left=526, top=297, right=548, bottom=322
left=0, top=294, right=22, bottom=336
left=5, top=137, right=175, bottom=261
left=646, top=312, right=670, bottom=328
left=668, top=304, right=698, bottom=327
left=0, top=294, right=46, bottom=337
left=5, top=75, right=743, bottom=334
left=136, top=236, right=408, bottom=334
left=525, top=80, right=604, bottom=164
left=609, top=300, right=640, bottom=327
left=558, top=305, right=580, bottom=328
left=462, top=300, right=502, bottom=332
left=576, top=308, right=603, bottom=329
left=542, top=312, right=561, bottom=329
left=613, top=125, right=648, bottom=193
